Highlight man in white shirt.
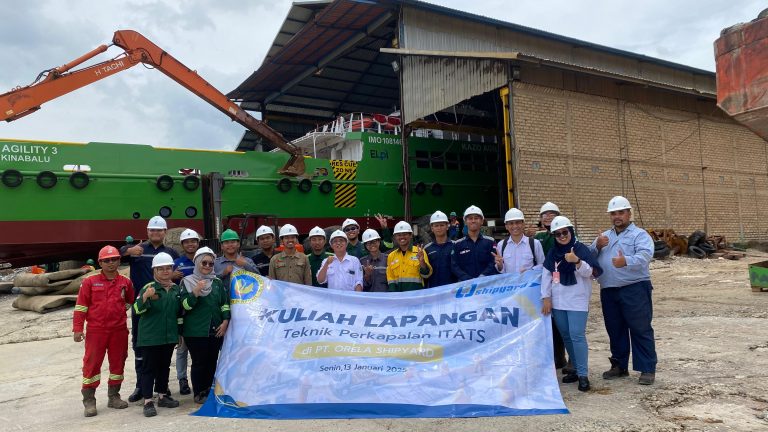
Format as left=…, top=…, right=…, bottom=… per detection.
left=494, top=208, right=545, bottom=274
left=317, top=230, right=363, bottom=291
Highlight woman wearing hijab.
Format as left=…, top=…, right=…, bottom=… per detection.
left=179, top=247, right=231, bottom=404
left=133, top=252, right=182, bottom=417
left=541, top=216, right=603, bottom=392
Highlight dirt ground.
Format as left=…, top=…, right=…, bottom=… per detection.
left=0, top=254, right=766, bottom=432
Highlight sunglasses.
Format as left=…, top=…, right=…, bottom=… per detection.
left=343, top=226, right=358, bottom=232
left=200, top=261, right=214, bottom=267
left=553, top=230, right=570, bottom=238
left=100, top=257, right=120, bottom=263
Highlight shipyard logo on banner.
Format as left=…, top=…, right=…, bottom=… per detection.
left=194, top=270, right=568, bottom=419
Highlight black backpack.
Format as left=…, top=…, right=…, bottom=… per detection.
left=500, top=237, right=537, bottom=266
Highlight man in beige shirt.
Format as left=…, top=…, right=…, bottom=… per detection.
left=269, top=224, right=312, bottom=285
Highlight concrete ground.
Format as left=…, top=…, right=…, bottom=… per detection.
left=0, top=254, right=766, bottom=431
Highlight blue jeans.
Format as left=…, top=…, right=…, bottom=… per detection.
left=552, top=309, right=589, bottom=377
left=176, top=337, right=188, bottom=380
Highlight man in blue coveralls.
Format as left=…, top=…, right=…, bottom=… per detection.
left=591, top=196, right=657, bottom=385
left=424, top=210, right=456, bottom=288
left=451, top=205, right=497, bottom=281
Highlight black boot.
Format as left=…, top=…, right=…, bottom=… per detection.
left=179, top=378, right=191, bottom=395
left=127, top=386, right=142, bottom=403
left=562, top=373, right=578, bottom=383
left=602, top=357, right=629, bottom=380
left=562, top=360, right=576, bottom=375
left=578, top=376, right=591, bottom=392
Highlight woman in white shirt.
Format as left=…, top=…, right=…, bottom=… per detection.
left=541, top=216, right=603, bottom=392
left=316, top=230, right=363, bottom=291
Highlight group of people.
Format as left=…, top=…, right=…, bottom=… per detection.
left=71, top=194, right=657, bottom=417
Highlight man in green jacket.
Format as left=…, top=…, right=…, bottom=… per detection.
left=306, top=226, right=332, bottom=287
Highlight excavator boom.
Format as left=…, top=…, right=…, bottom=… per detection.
left=0, top=29, right=304, bottom=175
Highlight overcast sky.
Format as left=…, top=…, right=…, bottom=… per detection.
left=0, top=0, right=763, bottom=150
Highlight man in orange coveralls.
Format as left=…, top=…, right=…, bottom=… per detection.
left=73, top=245, right=135, bottom=417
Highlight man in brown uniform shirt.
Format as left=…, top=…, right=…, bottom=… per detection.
left=269, top=224, right=312, bottom=285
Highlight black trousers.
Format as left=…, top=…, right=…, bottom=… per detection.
left=552, top=315, right=568, bottom=368
left=140, top=343, right=176, bottom=400
left=185, top=336, right=223, bottom=397
left=131, top=310, right=143, bottom=389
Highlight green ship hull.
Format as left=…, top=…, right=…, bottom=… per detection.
left=0, top=132, right=500, bottom=266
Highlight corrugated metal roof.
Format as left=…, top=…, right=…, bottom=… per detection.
left=401, top=7, right=715, bottom=96
left=230, top=0, right=716, bottom=143
left=398, top=0, right=714, bottom=77
left=402, top=56, right=508, bottom=124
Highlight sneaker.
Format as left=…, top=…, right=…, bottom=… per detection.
left=577, top=376, right=591, bottom=392
left=179, top=378, right=191, bottom=396
left=143, top=401, right=157, bottom=417
left=157, top=395, right=180, bottom=408
left=562, top=373, right=578, bottom=384
left=127, top=387, right=142, bottom=403
left=638, top=372, right=656, bottom=385
left=602, top=357, right=629, bottom=380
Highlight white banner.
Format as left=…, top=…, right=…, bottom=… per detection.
left=194, top=269, right=567, bottom=418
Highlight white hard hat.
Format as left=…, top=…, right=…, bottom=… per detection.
left=550, top=216, right=574, bottom=232
left=430, top=211, right=449, bottom=224
left=308, top=226, right=326, bottom=238
left=179, top=229, right=200, bottom=242
left=279, top=224, right=299, bottom=238
left=193, top=247, right=215, bottom=261
left=504, top=208, right=525, bottom=222
left=341, top=218, right=359, bottom=230
left=361, top=228, right=381, bottom=243
left=151, top=252, right=174, bottom=268
left=539, top=202, right=560, bottom=215
left=147, top=216, right=167, bottom=230
left=329, top=230, right=347, bottom=242
left=393, top=221, right=413, bottom=235
left=607, top=196, right=632, bottom=212
left=256, top=225, right=275, bottom=238
left=463, top=205, right=484, bottom=220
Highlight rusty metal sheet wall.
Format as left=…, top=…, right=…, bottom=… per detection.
left=401, top=56, right=508, bottom=124
left=402, top=7, right=715, bottom=96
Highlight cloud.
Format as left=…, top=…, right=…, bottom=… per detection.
left=2, top=0, right=766, bottom=150
left=0, top=0, right=289, bottom=150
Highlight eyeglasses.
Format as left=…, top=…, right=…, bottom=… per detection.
left=553, top=230, right=570, bottom=238
left=100, top=257, right=120, bottom=263
left=200, top=261, right=214, bottom=267
left=343, top=226, right=358, bottom=232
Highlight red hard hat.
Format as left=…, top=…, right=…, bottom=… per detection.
left=98, top=245, right=120, bottom=261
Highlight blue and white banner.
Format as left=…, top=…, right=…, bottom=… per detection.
left=194, top=269, right=567, bottom=419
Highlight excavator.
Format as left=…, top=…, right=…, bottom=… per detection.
left=0, top=29, right=305, bottom=176
left=714, top=9, right=768, bottom=142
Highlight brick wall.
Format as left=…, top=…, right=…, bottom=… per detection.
left=512, top=82, right=768, bottom=243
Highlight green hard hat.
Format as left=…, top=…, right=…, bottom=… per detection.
left=220, top=229, right=240, bottom=242
left=86, top=259, right=95, bottom=265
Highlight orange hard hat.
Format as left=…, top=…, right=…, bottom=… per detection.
left=98, top=245, right=121, bottom=261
